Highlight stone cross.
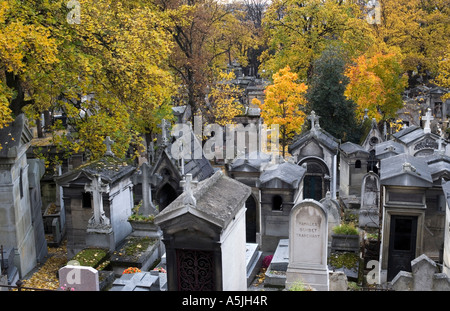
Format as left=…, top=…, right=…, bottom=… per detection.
left=158, top=119, right=171, bottom=145
left=308, top=111, right=320, bottom=131
left=140, top=163, right=162, bottom=216
left=423, top=108, right=434, bottom=134
left=103, top=136, right=115, bottom=156
left=180, top=173, right=198, bottom=206
left=85, top=175, right=110, bottom=226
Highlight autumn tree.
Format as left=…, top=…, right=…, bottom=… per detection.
left=255, top=66, right=307, bottom=157
left=0, top=0, right=176, bottom=160
left=435, top=46, right=450, bottom=101
left=48, top=0, right=176, bottom=160
left=0, top=0, right=59, bottom=132
left=344, top=48, right=408, bottom=122
left=260, top=0, right=375, bottom=81
left=152, top=0, right=257, bottom=124
left=370, top=0, right=450, bottom=85
left=206, top=71, right=244, bottom=126
left=306, top=45, right=360, bottom=142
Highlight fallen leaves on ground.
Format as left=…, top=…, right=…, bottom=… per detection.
left=19, top=241, right=67, bottom=291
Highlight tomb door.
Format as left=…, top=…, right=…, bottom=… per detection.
left=245, top=195, right=257, bottom=243
left=387, top=215, right=417, bottom=281
left=301, top=159, right=329, bottom=201
left=304, top=175, right=323, bottom=201
left=176, top=249, right=216, bottom=291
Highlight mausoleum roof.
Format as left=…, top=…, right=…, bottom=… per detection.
left=426, top=152, right=450, bottom=181
left=375, top=140, right=405, bottom=159
left=380, top=154, right=433, bottom=187
left=0, top=114, right=32, bottom=159
left=154, top=170, right=251, bottom=229
left=393, top=126, right=440, bottom=146
left=340, top=141, right=369, bottom=156
left=259, top=161, right=306, bottom=188
left=228, top=151, right=272, bottom=172
left=288, top=127, right=340, bottom=154
left=56, top=155, right=136, bottom=186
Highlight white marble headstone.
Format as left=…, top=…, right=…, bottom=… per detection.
left=286, top=199, right=329, bottom=291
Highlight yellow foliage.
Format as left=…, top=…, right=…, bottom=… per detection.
left=258, top=66, right=307, bottom=156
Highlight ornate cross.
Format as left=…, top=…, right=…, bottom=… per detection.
left=85, top=175, right=110, bottom=226
left=103, top=136, right=115, bottom=156
left=308, top=111, right=320, bottom=130
left=423, top=108, right=434, bottom=134
left=180, top=173, right=198, bottom=206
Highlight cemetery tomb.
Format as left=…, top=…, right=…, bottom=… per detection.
left=0, top=114, right=41, bottom=277
left=288, top=111, right=339, bottom=201
left=379, top=154, right=433, bottom=283
left=154, top=170, right=251, bottom=291
left=56, top=152, right=135, bottom=257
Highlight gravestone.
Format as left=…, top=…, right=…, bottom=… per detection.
left=110, top=270, right=167, bottom=291
left=329, top=271, right=348, bottom=291
left=286, top=199, right=329, bottom=291
left=359, top=172, right=380, bottom=229
left=245, top=243, right=263, bottom=287
left=58, top=264, right=99, bottom=291
left=84, top=175, right=114, bottom=251
left=264, top=239, right=289, bottom=287
left=390, top=254, right=450, bottom=291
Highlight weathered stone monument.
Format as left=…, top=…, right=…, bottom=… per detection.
left=286, top=199, right=329, bottom=291
left=390, top=254, right=450, bottom=291
left=0, top=114, right=42, bottom=277
left=359, top=172, right=380, bottom=229
left=56, top=137, right=135, bottom=257
left=154, top=170, right=251, bottom=291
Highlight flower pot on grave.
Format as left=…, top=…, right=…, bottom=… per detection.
left=43, top=203, right=60, bottom=233
left=331, top=234, right=360, bottom=253
left=128, top=219, right=161, bottom=238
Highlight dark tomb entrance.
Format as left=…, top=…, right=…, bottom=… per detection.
left=176, top=249, right=216, bottom=291
left=387, top=215, right=418, bottom=281
left=301, top=158, right=330, bottom=201
left=158, top=183, right=178, bottom=211
left=245, top=195, right=257, bottom=243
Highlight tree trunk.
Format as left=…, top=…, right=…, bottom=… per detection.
left=36, top=117, right=43, bottom=138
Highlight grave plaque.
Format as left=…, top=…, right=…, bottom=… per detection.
left=286, top=199, right=329, bottom=291
left=59, top=264, right=99, bottom=291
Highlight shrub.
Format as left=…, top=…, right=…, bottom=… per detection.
left=288, top=280, right=313, bottom=291
left=333, top=222, right=358, bottom=235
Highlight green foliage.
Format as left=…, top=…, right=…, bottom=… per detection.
left=333, top=222, right=359, bottom=235
left=288, top=280, right=313, bottom=291
left=71, top=248, right=108, bottom=268
left=306, top=45, right=360, bottom=143
left=260, top=0, right=374, bottom=81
